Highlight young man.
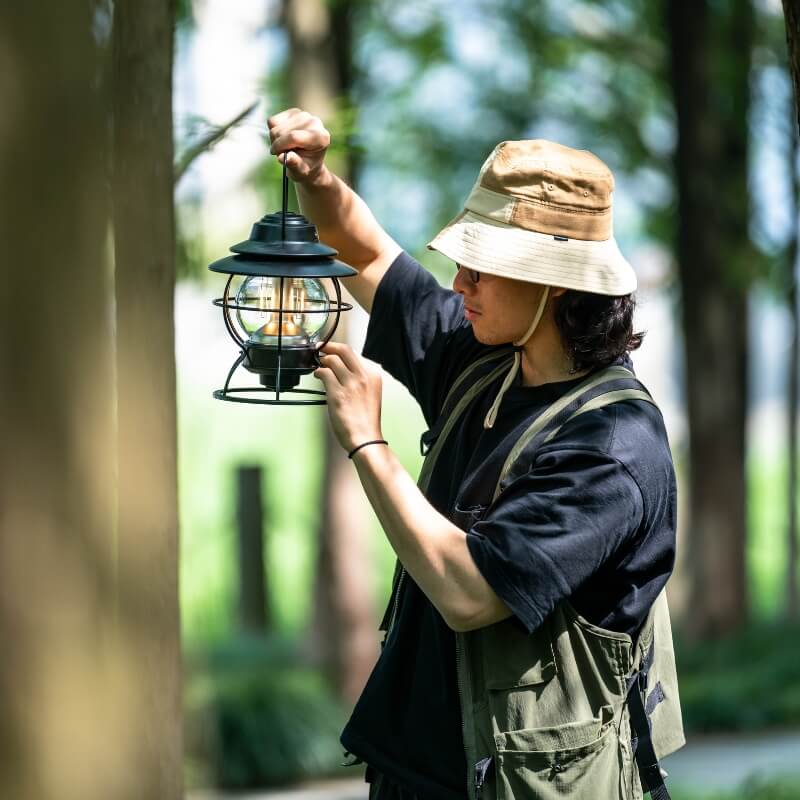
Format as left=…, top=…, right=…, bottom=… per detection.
left=268, top=109, right=684, bottom=800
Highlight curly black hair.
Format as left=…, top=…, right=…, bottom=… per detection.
left=554, top=290, right=645, bottom=373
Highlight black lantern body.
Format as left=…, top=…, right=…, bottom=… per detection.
left=209, top=167, right=356, bottom=405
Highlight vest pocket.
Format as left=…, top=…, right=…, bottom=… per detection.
left=493, top=706, right=619, bottom=800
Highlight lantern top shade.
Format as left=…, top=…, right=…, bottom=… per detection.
left=208, top=211, right=357, bottom=278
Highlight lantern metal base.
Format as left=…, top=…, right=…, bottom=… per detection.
left=212, top=386, right=327, bottom=406
left=213, top=350, right=327, bottom=405
left=244, top=344, right=318, bottom=392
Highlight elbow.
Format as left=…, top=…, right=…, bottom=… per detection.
left=441, top=601, right=486, bottom=633
left=441, top=596, right=513, bottom=633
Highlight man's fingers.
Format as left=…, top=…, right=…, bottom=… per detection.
left=266, top=108, right=303, bottom=132
left=277, top=151, right=310, bottom=177
left=270, top=129, right=327, bottom=156
left=320, top=341, right=362, bottom=374
left=317, top=352, right=349, bottom=384
left=313, top=365, right=337, bottom=392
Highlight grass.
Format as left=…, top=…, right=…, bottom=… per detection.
left=670, top=777, right=800, bottom=800
left=747, top=449, right=797, bottom=619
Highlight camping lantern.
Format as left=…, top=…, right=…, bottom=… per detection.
left=209, top=154, right=356, bottom=405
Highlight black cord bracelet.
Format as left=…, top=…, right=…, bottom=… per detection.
left=347, top=439, right=389, bottom=459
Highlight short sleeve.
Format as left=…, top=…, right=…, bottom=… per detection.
left=466, top=447, right=644, bottom=634
left=362, top=251, right=484, bottom=426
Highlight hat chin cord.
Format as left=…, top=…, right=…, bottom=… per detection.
left=483, top=286, right=550, bottom=429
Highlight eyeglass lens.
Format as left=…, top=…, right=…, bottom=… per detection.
left=456, top=264, right=480, bottom=283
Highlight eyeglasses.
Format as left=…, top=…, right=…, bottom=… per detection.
left=456, top=264, right=480, bottom=284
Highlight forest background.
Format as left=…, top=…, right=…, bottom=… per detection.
left=1, top=1, right=800, bottom=798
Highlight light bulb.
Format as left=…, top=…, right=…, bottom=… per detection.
left=235, top=276, right=332, bottom=346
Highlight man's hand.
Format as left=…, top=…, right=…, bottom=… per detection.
left=314, top=341, right=384, bottom=453
left=267, top=108, right=331, bottom=186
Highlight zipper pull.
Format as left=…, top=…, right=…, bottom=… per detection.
left=474, top=756, right=493, bottom=799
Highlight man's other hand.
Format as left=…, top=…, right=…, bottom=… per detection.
left=314, top=341, right=384, bottom=453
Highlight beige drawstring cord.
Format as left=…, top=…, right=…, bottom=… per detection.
left=483, top=286, right=550, bottom=429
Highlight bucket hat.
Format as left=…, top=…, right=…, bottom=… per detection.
left=428, top=139, right=636, bottom=296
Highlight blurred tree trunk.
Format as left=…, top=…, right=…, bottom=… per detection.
left=112, top=2, right=182, bottom=795
left=784, top=0, right=800, bottom=133
left=666, top=0, right=754, bottom=638
left=0, top=3, right=181, bottom=798
left=782, top=2, right=800, bottom=617
left=284, top=0, right=377, bottom=705
left=786, top=171, right=799, bottom=621
left=236, top=465, right=271, bottom=632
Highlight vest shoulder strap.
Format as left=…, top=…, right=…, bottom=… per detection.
left=492, top=365, right=655, bottom=501
left=419, top=347, right=514, bottom=457
left=418, top=348, right=515, bottom=494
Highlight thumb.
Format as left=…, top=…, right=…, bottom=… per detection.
left=279, top=151, right=307, bottom=179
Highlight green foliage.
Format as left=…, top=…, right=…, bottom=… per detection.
left=675, top=621, right=800, bottom=733
left=748, top=449, right=796, bottom=619
left=671, top=776, right=800, bottom=800
left=355, top=0, right=675, bottom=255
left=184, top=636, right=349, bottom=789
left=175, top=0, right=195, bottom=31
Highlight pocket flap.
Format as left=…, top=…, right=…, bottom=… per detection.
left=495, top=705, right=614, bottom=754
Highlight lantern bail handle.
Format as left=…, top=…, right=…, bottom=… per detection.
left=281, top=149, right=293, bottom=241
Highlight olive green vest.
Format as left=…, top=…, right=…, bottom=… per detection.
left=383, top=353, right=685, bottom=799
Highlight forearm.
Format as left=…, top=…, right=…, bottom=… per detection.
left=352, top=444, right=511, bottom=631
left=297, top=166, right=397, bottom=271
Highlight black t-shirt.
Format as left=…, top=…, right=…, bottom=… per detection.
left=340, top=252, right=677, bottom=800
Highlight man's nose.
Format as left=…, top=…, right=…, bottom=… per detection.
left=452, top=265, right=470, bottom=294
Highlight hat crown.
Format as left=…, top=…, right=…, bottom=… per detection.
left=481, top=139, right=613, bottom=210
left=466, top=140, right=615, bottom=242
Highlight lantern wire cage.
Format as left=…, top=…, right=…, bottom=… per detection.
left=210, top=151, right=354, bottom=406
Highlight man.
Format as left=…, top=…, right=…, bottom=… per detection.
left=268, top=108, right=684, bottom=800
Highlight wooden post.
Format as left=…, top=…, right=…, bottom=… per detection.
left=236, top=465, right=270, bottom=633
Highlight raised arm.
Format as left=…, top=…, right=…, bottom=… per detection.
left=267, top=108, right=401, bottom=314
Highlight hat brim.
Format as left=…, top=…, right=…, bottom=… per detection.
left=428, top=210, right=637, bottom=296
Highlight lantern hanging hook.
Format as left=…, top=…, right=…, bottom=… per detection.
left=281, top=149, right=292, bottom=241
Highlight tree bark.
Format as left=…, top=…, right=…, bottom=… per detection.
left=666, top=0, right=753, bottom=638
left=284, top=0, right=378, bottom=705
left=0, top=2, right=181, bottom=797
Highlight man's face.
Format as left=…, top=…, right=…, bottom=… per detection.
left=452, top=264, right=550, bottom=345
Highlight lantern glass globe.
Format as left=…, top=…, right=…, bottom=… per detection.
left=235, top=276, right=333, bottom=346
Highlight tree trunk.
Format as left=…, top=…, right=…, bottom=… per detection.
left=784, top=23, right=800, bottom=616
left=0, top=3, right=181, bottom=797
left=112, top=3, right=183, bottom=795
left=666, top=0, right=753, bottom=638
left=788, top=236, right=799, bottom=620
left=784, top=0, right=800, bottom=134
left=284, top=0, right=377, bottom=705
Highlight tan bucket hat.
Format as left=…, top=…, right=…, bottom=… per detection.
left=428, top=139, right=636, bottom=296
